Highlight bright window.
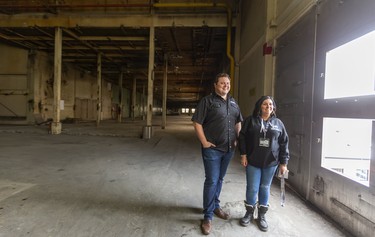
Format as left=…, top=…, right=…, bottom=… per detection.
left=324, top=30, right=375, bottom=99
left=321, top=118, right=372, bottom=186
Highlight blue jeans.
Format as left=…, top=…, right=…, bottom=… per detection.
left=202, top=147, right=234, bottom=220
left=245, top=164, right=277, bottom=206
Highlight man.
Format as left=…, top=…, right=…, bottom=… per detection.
left=192, top=73, right=243, bottom=235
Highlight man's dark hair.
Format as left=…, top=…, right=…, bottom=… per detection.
left=214, top=73, right=231, bottom=84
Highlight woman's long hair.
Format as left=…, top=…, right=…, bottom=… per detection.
left=252, top=95, right=277, bottom=117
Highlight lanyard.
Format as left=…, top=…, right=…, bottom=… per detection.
left=280, top=170, right=288, bottom=206
left=260, top=119, right=269, bottom=138
left=280, top=176, right=285, bottom=206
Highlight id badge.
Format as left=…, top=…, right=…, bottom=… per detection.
left=259, top=138, right=270, bottom=147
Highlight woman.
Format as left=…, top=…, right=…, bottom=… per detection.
left=238, top=95, right=290, bottom=232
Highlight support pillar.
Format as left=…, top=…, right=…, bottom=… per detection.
left=142, top=84, right=146, bottom=121
left=132, top=77, right=136, bottom=121
left=143, top=25, right=155, bottom=139
left=26, top=50, right=36, bottom=124
left=161, top=55, right=168, bottom=129
left=96, top=53, right=102, bottom=127
left=118, top=71, right=123, bottom=123
left=51, top=27, right=62, bottom=135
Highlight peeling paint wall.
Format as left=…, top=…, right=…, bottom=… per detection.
left=0, top=43, right=128, bottom=123
left=0, top=44, right=28, bottom=120
left=238, top=0, right=267, bottom=117
left=238, top=0, right=316, bottom=117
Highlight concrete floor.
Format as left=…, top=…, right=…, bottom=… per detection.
left=0, top=116, right=351, bottom=237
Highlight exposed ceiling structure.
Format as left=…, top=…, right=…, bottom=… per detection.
left=0, top=0, right=239, bottom=108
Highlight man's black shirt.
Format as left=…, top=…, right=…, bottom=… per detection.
left=192, top=93, right=243, bottom=152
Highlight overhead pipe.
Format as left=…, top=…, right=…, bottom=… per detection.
left=0, top=4, right=151, bottom=9
left=225, top=7, right=235, bottom=91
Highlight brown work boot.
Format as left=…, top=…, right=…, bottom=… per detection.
left=201, top=219, right=212, bottom=235
left=214, top=208, right=230, bottom=220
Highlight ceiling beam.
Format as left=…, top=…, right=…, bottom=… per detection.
left=0, top=14, right=232, bottom=28
left=0, top=35, right=148, bottom=41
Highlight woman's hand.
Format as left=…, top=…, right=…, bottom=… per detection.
left=240, top=155, right=248, bottom=167
left=279, top=164, right=288, bottom=175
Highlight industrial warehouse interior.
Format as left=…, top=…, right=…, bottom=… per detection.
left=0, top=1, right=374, bottom=237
